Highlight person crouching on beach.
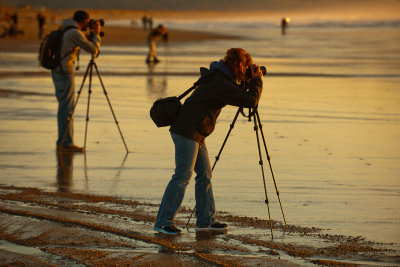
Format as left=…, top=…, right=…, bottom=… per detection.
left=52, top=10, right=101, bottom=152
left=146, top=24, right=168, bottom=64
left=154, top=48, right=264, bottom=235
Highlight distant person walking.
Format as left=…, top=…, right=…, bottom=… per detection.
left=146, top=24, right=168, bottom=64
left=52, top=10, right=101, bottom=152
left=281, top=17, right=290, bottom=35
left=37, top=12, right=46, bottom=39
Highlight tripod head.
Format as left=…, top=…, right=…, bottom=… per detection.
left=238, top=77, right=260, bottom=120
left=239, top=106, right=258, bottom=121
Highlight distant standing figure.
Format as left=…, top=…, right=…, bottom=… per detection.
left=281, top=17, right=290, bottom=35
left=141, top=15, right=148, bottom=30
left=146, top=24, right=168, bottom=64
left=5, top=12, right=23, bottom=37
left=52, top=10, right=101, bottom=152
left=37, top=12, right=46, bottom=39
left=10, top=12, right=18, bottom=26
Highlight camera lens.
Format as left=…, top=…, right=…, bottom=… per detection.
left=260, top=66, right=267, bottom=75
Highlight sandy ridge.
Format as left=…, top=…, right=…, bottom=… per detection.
left=0, top=185, right=396, bottom=266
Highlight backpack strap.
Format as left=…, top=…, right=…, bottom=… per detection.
left=59, top=26, right=78, bottom=60
left=59, top=26, right=79, bottom=73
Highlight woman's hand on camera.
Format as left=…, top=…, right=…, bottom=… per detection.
left=251, top=64, right=263, bottom=80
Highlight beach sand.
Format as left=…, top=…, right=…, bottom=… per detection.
left=1, top=185, right=391, bottom=267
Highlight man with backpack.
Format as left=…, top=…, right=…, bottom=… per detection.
left=52, top=10, right=101, bottom=152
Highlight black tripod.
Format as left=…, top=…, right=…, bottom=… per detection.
left=61, top=57, right=129, bottom=153
left=185, top=107, right=286, bottom=239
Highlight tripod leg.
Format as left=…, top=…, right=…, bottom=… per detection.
left=60, top=62, right=91, bottom=146
left=255, top=111, right=286, bottom=225
left=185, top=107, right=242, bottom=229
left=83, top=62, right=94, bottom=148
left=93, top=62, right=129, bottom=153
left=253, top=113, right=274, bottom=239
left=212, top=108, right=241, bottom=171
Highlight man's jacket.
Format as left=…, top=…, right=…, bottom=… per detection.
left=55, top=18, right=101, bottom=74
left=170, top=63, right=263, bottom=144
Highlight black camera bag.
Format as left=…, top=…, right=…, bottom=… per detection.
left=150, top=80, right=199, bottom=127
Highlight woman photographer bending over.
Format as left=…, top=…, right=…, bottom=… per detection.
left=154, top=48, right=263, bottom=235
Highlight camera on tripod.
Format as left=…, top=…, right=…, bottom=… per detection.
left=88, top=18, right=105, bottom=37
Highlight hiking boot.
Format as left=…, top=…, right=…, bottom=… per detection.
left=153, top=225, right=182, bottom=235
left=57, top=145, right=85, bottom=153
left=195, top=222, right=228, bottom=232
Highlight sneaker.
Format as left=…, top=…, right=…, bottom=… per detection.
left=195, top=222, right=228, bottom=232
left=153, top=225, right=182, bottom=235
left=57, top=145, right=85, bottom=153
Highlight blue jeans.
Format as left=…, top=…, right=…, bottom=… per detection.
left=155, top=133, right=216, bottom=227
left=52, top=71, right=75, bottom=146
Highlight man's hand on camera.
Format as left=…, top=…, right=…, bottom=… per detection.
left=93, top=21, right=101, bottom=34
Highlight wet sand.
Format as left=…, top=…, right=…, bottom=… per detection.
left=0, top=185, right=395, bottom=266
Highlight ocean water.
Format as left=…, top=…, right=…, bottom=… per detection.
left=0, top=18, right=399, bottom=250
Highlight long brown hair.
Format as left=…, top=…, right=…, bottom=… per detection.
left=223, top=48, right=253, bottom=82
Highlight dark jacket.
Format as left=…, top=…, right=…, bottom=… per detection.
left=170, top=63, right=263, bottom=144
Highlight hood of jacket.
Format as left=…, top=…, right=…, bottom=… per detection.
left=61, top=18, right=80, bottom=29
left=209, top=60, right=235, bottom=81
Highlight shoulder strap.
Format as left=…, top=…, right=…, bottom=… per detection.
left=177, top=82, right=197, bottom=100
left=59, top=26, right=78, bottom=61
left=58, top=26, right=79, bottom=73
left=177, top=77, right=206, bottom=100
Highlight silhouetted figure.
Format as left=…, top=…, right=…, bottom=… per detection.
left=0, top=12, right=24, bottom=38
left=56, top=151, right=74, bottom=192
left=146, top=24, right=168, bottom=64
left=142, top=15, right=147, bottom=30
left=142, top=14, right=153, bottom=31
left=10, top=12, right=18, bottom=26
left=153, top=48, right=263, bottom=235
left=52, top=10, right=101, bottom=152
left=37, top=12, right=46, bottom=39
left=148, top=17, right=153, bottom=30
left=281, top=17, right=290, bottom=35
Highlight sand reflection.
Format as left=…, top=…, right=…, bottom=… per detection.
left=146, top=62, right=167, bottom=98
left=56, top=151, right=74, bottom=193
